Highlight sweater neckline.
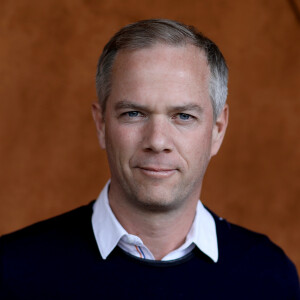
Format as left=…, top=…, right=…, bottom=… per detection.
left=111, top=246, right=201, bottom=267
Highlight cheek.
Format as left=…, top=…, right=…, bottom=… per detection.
left=105, top=124, right=140, bottom=161
left=177, top=130, right=213, bottom=165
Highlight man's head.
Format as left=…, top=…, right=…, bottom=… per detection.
left=96, top=19, right=228, bottom=121
left=92, top=19, right=228, bottom=215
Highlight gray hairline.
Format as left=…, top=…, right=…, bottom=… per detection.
left=96, top=31, right=228, bottom=121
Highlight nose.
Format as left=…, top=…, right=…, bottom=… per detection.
left=142, top=116, right=173, bottom=153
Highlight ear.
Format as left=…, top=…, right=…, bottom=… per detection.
left=210, top=104, right=229, bottom=157
left=91, top=102, right=106, bottom=149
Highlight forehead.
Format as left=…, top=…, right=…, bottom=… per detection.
left=108, top=44, right=211, bottom=110
left=112, top=43, right=209, bottom=82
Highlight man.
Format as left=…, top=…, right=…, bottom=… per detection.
left=0, top=19, right=299, bottom=299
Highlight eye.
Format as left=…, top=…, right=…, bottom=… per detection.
left=119, top=110, right=146, bottom=122
left=178, top=113, right=191, bottom=120
left=124, top=111, right=142, bottom=117
left=172, top=112, right=197, bottom=125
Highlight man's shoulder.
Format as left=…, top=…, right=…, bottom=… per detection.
left=211, top=209, right=293, bottom=263
left=215, top=213, right=271, bottom=249
left=209, top=210, right=299, bottom=295
left=208, top=208, right=278, bottom=249
left=0, top=201, right=95, bottom=255
left=0, top=202, right=103, bottom=298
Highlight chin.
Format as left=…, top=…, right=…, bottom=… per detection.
left=129, top=188, right=185, bottom=213
left=135, top=198, right=180, bottom=213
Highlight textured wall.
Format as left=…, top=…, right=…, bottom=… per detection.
left=0, top=0, right=299, bottom=271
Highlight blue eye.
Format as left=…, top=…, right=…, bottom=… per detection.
left=127, top=111, right=140, bottom=117
left=179, top=113, right=191, bottom=120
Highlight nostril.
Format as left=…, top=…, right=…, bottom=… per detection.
left=144, top=147, right=153, bottom=153
left=143, top=146, right=172, bottom=153
left=163, top=149, right=172, bottom=153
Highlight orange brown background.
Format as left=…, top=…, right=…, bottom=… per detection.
left=0, top=0, right=299, bottom=271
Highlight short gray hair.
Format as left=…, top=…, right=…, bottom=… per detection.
left=96, top=19, right=228, bottom=120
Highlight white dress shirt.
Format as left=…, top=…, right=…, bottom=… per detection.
left=92, top=181, right=218, bottom=262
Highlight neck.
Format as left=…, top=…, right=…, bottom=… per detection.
left=108, top=189, right=199, bottom=260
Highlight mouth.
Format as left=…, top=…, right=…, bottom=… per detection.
left=136, top=166, right=177, bottom=179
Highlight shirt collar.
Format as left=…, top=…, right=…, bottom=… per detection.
left=188, top=200, right=219, bottom=262
left=92, top=181, right=218, bottom=262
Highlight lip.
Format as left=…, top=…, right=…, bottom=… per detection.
left=136, top=166, right=177, bottom=179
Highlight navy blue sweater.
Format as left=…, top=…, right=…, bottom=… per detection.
left=0, top=202, right=299, bottom=299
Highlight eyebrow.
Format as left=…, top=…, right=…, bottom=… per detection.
left=170, top=104, right=203, bottom=114
left=114, top=100, right=204, bottom=114
left=114, top=100, right=147, bottom=111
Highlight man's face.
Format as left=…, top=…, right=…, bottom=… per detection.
left=93, top=44, right=227, bottom=213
